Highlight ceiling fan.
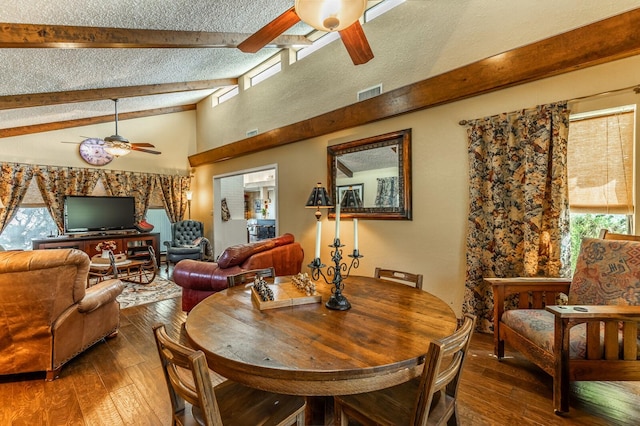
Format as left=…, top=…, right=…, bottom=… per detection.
left=101, top=99, right=161, bottom=157
left=238, top=0, right=373, bottom=65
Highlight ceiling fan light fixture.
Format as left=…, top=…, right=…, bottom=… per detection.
left=103, top=141, right=131, bottom=157
left=295, top=0, right=367, bottom=32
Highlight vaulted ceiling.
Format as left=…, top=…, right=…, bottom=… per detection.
left=1, top=0, right=320, bottom=134
left=3, top=0, right=640, bottom=145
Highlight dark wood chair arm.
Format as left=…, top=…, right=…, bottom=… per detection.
left=486, top=277, right=571, bottom=315
left=486, top=277, right=572, bottom=294
left=545, top=305, right=640, bottom=320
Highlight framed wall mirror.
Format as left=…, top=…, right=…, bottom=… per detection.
left=327, top=129, right=412, bottom=220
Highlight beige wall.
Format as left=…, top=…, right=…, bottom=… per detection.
left=195, top=1, right=640, bottom=150
left=1, top=111, right=196, bottom=174
left=191, top=55, right=640, bottom=317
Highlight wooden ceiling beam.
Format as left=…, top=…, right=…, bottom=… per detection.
left=0, top=79, right=237, bottom=110
left=337, top=160, right=353, bottom=178
left=0, top=105, right=195, bottom=138
left=189, top=7, right=640, bottom=166
left=0, top=22, right=311, bottom=49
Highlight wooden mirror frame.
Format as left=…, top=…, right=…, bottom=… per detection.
left=327, top=129, right=412, bottom=220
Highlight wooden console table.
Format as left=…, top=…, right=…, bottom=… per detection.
left=32, top=232, right=160, bottom=266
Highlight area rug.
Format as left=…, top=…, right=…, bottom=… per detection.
left=117, top=276, right=182, bottom=309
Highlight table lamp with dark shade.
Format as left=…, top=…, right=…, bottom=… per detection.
left=340, top=186, right=363, bottom=208
left=305, top=182, right=333, bottom=220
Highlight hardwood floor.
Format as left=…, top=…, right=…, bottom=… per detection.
left=1, top=293, right=639, bottom=425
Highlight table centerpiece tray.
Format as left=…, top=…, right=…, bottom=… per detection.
left=251, top=275, right=321, bottom=311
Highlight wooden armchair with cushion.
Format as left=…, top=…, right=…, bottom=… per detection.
left=486, top=231, right=640, bottom=414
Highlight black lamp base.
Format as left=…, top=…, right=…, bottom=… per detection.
left=325, top=294, right=351, bottom=311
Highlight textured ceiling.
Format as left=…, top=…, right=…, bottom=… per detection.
left=0, top=0, right=316, bottom=129
left=3, top=0, right=640, bottom=134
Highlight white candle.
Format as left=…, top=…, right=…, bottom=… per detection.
left=335, top=192, right=341, bottom=239
left=353, top=218, right=358, bottom=251
left=315, top=220, right=322, bottom=258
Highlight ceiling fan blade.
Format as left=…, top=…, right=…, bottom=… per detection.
left=339, top=21, right=374, bottom=65
left=61, top=141, right=81, bottom=144
left=131, top=142, right=155, bottom=148
left=238, top=7, right=301, bottom=53
left=131, top=146, right=161, bottom=155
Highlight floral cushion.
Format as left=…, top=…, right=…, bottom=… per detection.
left=502, top=310, right=591, bottom=359
left=502, top=309, right=640, bottom=359
left=569, top=238, right=640, bottom=305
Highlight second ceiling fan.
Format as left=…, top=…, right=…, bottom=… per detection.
left=102, top=99, right=161, bottom=157
left=238, top=0, right=373, bottom=65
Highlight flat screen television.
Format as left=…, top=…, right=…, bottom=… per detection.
left=64, top=196, right=136, bottom=233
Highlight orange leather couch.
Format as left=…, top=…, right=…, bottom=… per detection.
left=0, top=249, right=124, bottom=380
left=173, top=233, right=304, bottom=312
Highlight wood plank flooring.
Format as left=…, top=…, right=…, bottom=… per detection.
left=1, top=294, right=639, bottom=425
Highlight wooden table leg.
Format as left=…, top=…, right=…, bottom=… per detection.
left=305, top=396, right=332, bottom=425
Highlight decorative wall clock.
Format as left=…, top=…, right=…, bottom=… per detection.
left=79, top=138, right=114, bottom=166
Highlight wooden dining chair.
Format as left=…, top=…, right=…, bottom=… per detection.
left=227, top=267, right=275, bottom=287
left=374, top=267, right=424, bottom=290
left=333, top=314, right=476, bottom=426
left=153, top=324, right=306, bottom=426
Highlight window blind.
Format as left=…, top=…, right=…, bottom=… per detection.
left=568, top=111, right=634, bottom=214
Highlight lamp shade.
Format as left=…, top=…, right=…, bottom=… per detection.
left=295, top=0, right=367, bottom=32
left=341, top=186, right=363, bottom=208
left=103, top=141, right=131, bottom=157
left=305, top=182, right=333, bottom=209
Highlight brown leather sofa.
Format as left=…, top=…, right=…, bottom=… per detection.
left=173, top=233, right=304, bottom=312
left=0, top=248, right=124, bottom=380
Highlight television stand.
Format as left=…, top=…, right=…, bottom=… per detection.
left=32, top=233, right=160, bottom=267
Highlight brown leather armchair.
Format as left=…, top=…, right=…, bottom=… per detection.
left=0, top=248, right=124, bottom=380
left=173, top=233, right=304, bottom=312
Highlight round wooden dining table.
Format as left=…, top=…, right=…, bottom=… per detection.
left=185, top=275, right=457, bottom=423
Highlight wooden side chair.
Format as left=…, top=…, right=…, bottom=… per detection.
left=153, top=324, right=306, bottom=426
left=227, top=267, right=275, bottom=287
left=488, top=230, right=640, bottom=413
left=374, top=267, right=424, bottom=290
left=334, top=314, right=476, bottom=426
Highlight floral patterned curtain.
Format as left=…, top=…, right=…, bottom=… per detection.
left=157, top=174, right=190, bottom=223
left=0, top=163, right=35, bottom=234
left=374, top=177, right=398, bottom=207
left=102, top=170, right=156, bottom=222
left=34, top=166, right=101, bottom=233
left=464, top=102, right=571, bottom=333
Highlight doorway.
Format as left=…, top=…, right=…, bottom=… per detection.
left=212, top=165, right=277, bottom=259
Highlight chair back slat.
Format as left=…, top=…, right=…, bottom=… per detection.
left=153, top=324, right=223, bottom=425
left=412, top=314, right=476, bottom=426
left=227, top=267, right=275, bottom=287
left=374, top=267, right=424, bottom=290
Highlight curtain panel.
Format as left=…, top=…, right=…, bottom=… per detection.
left=102, top=170, right=157, bottom=222
left=0, top=162, right=189, bottom=234
left=0, top=163, right=35, bottom=234
left=34, top=166, right=101, bottom=233
left=157, top=174, right=191, bottom=223
left=463, top=102, right=571, bottom=333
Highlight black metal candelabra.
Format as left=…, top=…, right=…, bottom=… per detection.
left=308, top=238, right=363, bottom=310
